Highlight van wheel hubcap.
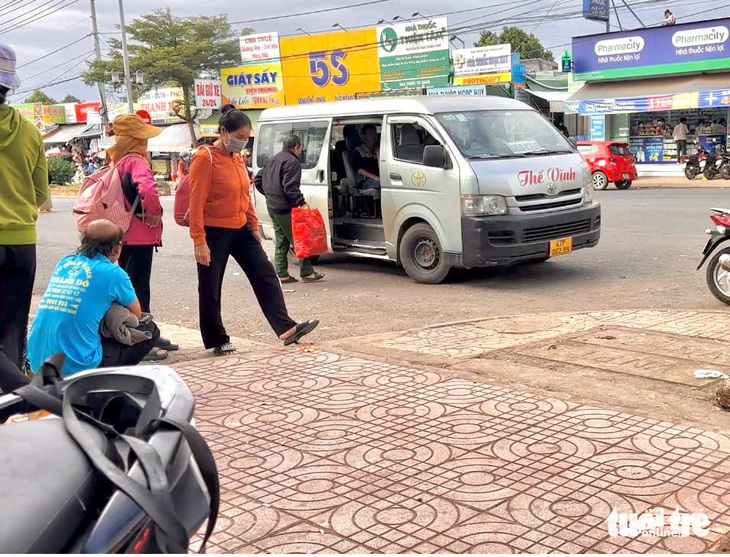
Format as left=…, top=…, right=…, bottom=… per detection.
left=414, top=239, right=439, bottom=270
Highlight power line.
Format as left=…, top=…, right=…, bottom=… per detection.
left=230, top=0, right=389, bottom=26
left=20, top=50, right=94, bottom=83
left=0, top=0, right=80, bottom=35
left=11, top=74, right=85, bottom=99
left=0, top=0, right=42, bottom=17
left=12, top=54, right=92, bottom=98
left=17, top=34, right=91, bottom=69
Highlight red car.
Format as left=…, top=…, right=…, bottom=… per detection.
left=577, top=140, right=638, bottom=190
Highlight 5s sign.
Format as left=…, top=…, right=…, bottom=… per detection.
left=309, top=50, right=349, bottom=86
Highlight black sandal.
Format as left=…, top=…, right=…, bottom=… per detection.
left=301, top=272, right=324, bottom=283
left=213, top=342, right=237, bottom=356
left=279, top=275, right=298, bottom=284
left=155, top=337, right=180, bottom=351
left=143, top=348, right=169, bottom=362
left=283, top=320, right=320, bottom=346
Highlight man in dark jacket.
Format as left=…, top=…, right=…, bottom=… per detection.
left=256, top=135, right=324, bottom=283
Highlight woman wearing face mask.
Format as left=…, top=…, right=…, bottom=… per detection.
left=189, top=105, right=319, bottom=355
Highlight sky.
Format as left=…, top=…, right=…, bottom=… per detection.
left=4, top=0, right=730, bottom=103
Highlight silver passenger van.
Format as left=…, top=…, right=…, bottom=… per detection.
left=252, top=96, right=600, bottom=283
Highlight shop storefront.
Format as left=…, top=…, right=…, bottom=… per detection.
left=568, top=18, right=730, bottom=174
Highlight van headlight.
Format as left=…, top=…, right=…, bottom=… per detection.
left=461, top=195, right=507, bottom=216
left=584, top=184, right=594, bottom=203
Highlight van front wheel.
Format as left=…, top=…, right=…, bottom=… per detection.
left=400, top=223, right=451, bottom=284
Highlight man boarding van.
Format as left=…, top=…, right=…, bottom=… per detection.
left=253, top=97, right=600, bottom=284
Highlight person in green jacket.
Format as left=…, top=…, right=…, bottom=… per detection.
left=0, top=43, right=48, bottom=392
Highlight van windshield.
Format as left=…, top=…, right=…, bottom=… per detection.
left=435, top=110, right=575, bottom=160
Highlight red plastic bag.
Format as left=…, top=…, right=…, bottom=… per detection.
left=291, top=206, right=328, bottom=259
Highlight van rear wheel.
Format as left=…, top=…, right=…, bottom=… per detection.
left=615, top=180, right=632, bottom=190
left=400, top=223, right=451, bottom=284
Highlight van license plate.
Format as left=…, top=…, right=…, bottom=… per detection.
left=622, top=173, right=630, bottom=179
left=550, top=237, right=573, bottom=257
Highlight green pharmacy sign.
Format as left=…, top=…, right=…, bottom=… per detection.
left=376, top=17, right=451, bottom=90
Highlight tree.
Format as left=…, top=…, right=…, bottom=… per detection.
left=475, top=26, right=554, bottom=61
left=24, top=90, right=57, bottom=105
left=83, top=8, right=248, bottom=145
left=60, top=94, right=83, bottom=103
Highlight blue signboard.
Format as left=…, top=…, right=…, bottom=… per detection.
left=511, top=53, right=526, bottom=85
left=589, top=115, right=605, bottom=140
left=578, top=87, right=730, bottom=115
left=573, top=18, right=730, bottom=80
left=583, top=0, right=609, bottom=23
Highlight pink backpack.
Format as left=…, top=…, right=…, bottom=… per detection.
left=72, top=155, right=139, bottom=234
left=174, top=146, right=212, bottom=227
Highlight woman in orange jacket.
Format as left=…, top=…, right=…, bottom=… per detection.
left=188, top=105, right=318, bottom=355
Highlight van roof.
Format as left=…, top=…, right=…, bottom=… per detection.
left=259, top=95, right=530, bottom=121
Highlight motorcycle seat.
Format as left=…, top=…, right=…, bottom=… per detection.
left=0, top=417, right=110, bottom=553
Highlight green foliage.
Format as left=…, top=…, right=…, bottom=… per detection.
left=60, top=94, right=83, bottom=103
left=82, top=8, right=247, bottom=145
left=475, top=26, right=554, bottom=61
left=24, top=90, right=57, bottom=104
left=47, top=157, right=75, bottom=185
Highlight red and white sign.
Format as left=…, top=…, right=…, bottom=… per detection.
left=240, top=32, right=280, bottom=63
left=194, top=79, right=222, bottom=109
left=64, top=102, right=101, bottom=124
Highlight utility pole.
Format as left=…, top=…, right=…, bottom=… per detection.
left=117, top=0, right=134, bottom=113
left=89, top=0, right=109, bottom=132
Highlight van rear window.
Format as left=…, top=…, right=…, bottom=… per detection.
left=256, top=121, right=329, bottom=169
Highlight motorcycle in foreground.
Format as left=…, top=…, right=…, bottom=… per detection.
left=0, top=355, right=218, bottom=554
left=698, top=208, right=730, bottom=305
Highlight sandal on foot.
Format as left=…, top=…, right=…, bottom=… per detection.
left=284, top=320, right=320, bottom=346
left=143, top=348, right=169, bottom=362
left=213, top=342, right=237, bottom=356
left=155, top=337, right=180, bottom=351
left=279, top=275, right=298, bottom=284
left=301, top=272, right=325, bottom=283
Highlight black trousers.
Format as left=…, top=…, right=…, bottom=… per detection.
left=101, top=320, right=160, bottom=368
left=119, top=245, right=154, bottom=313
left=197, top=225, right=296, bottom=348
left=0, top=245, right=36, bottom=392
left=677, top=139, right=687, bottom=157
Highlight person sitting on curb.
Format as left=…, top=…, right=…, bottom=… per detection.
left=27, top=219, right=160, bottom=376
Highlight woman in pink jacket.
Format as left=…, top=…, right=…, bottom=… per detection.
left=107, top=114, right=177, bottom=359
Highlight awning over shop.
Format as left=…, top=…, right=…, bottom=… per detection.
left=525, top=90, right=571, bottom=112
left=76, top=124, right=102, bottom=139
left=567, top=73, right=730, bottom=115
left=147, top=123, right=198, bottom=153
left=42, top=124, right=89, bottom=144
left=198, top=109, right=263, bottom=138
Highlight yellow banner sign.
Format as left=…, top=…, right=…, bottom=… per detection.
left=221, top=63, right=285, bottom=109
left=280, top=29, right=381, bottom=105
left=454, top=72, right=512, bottom=86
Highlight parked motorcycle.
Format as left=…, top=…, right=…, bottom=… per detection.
left=720, top=152, right=730, bottom=180
left=697, top=208, right=730, bottom=305
left=683, top=151, right=704, bottom=180
left=0, top=354, right=219, bottom=554
left=703, top=151, right=723, bottom=180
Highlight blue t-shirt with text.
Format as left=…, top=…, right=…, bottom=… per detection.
left=28, top=253, right=137, bottom=376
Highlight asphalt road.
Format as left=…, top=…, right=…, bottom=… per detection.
left=34, top=190, right=728, bottom=345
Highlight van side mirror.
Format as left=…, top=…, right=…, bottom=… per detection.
left=423, top=145, right=446, bottom=168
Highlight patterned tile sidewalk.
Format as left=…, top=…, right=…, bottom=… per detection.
left=177, top=349, right=730, bottom=554
left=372, top=310, right=730, bottom=360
